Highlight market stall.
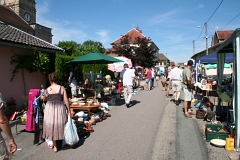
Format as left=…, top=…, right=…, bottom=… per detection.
left=216, top=28, right=240, bottom=150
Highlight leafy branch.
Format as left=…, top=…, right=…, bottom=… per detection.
left=10, top=51, right=51, bottom=81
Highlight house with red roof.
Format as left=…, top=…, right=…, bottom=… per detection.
left=211, top=30, right=234, bottom=46
left=106, top=27, right=159, bottom=66
left=192, top=30, right=234, bottom=60
left=156, top=53, right=170, bottom=67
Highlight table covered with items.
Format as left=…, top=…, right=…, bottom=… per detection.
left=69, top=98, right=111, bottom=135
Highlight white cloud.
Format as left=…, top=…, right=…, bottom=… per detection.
left=198, top=4, right=204, bottom=8
left=36, top=1, right=88, bottom=44
left=36, top=1, right=49, bottom=14
left=147, top=8, right=181, bottom=25
left=95, top=30, right=110, bottom=46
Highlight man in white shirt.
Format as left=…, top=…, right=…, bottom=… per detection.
left=169, top=64, right=182, bottom=105
left=120, top=63, right=135, bottom=108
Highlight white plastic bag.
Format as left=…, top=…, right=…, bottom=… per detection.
left=64, top=115, right=79, bottom=145
left=45, top=138, right=53, bottom=148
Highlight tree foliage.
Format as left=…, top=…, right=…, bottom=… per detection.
left=75, top=45, right=99, bottom=56
left=56, top=41, right=78, bottom=56
left=54, top=40, right=111, bottom=87
left=112, top=35, right=158, bottom=68
left=56, top=40, right=106, bottom=56
left=82, top=40, right=106, bottom=53
left=10, top=51, right=51, bottom=81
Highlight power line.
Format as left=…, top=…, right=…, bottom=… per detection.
left=219, top=12, right=240, bottom=30
left=206, top=0, right=224, bottom=23
left=159, top=41, right=191, bottom=47
left=195, top=0, right=224, bottom=41
left=196, top=26, right=204, bottom=41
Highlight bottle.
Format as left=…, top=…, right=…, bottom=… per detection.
left=225, top=137, right=234, bottom=151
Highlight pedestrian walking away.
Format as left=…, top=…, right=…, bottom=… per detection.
left=150, top=67, right=155, bottom=90
left=41, top=72, right=70, bottom=152
left=165, top=66, right=172, bottom=97
left=144, top=67, right=152, bottom=91
left=120, top=63, right=135, bottom=108
left=169, top=64, right=182, bottom=105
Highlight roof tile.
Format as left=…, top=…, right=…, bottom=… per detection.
left=217, top=30, right=234, bottom=40
left=111, top=28, right=149, bottom=44
left=158, top=53, right=169, bottom=61
left=0, top=21, right=63, bottom=52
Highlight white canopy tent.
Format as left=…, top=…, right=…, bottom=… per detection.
left=216, top=28, right=240, bottom=150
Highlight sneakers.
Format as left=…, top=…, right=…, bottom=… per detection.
left=175, top=101, right=179, bottom=106
left=126, top=103, right=130, bottom=108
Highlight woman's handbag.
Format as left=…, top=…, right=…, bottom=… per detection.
left=64, top=115, right=79, bottom=145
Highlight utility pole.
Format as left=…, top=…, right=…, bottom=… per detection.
left=193, top=40, right=195, bottom=55
left=205, top=22, right=208, bottom=55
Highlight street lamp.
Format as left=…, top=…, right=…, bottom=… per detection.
left=195, top=24, right=208, bottom=55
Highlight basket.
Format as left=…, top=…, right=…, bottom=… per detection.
left=196, top=109, right=206, bottom=119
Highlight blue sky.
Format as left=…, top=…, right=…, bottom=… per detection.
left=36, top=0, right=240, bottom=63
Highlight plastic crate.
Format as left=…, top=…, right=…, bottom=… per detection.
left=205, top=124, right=229, bottom=142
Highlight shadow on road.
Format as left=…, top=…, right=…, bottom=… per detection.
left=61, top=132, right=91, bottom=151
left=129, top=100, right=141, bottom=108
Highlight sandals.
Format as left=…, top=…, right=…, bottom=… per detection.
left=184, top=113, right=192, bottom=118
left=189, top=112, right=196, bottom=115
left=53, top=147, right=58, bottom=153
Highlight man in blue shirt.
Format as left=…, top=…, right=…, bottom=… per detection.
left=68, top=64, right=79, bottom=98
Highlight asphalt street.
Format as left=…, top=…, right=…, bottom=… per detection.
left=3, top=80, right=231, bottom=160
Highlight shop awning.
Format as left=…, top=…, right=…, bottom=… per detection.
left=196, top=52, right=233, bottom=63
left=216, top=28, right=240, bottom=149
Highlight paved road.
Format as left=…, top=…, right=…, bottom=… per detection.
left=4, top=80, right=230, bottom=160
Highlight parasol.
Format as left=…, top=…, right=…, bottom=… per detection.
left=108, top=56, right=132, bottom=72
left=68, top=52, right=123, bottom=98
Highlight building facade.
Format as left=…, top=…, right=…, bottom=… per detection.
left=1, top=0, right=52, bottom=43
left=106, top=27, right=159, bottom=67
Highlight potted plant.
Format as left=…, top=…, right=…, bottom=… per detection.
left=6, top=97, right=17, bottom=111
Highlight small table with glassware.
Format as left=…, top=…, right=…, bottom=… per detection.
left=69, top=98, right=101, bottom=116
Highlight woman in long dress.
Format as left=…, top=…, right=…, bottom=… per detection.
left=41, top=72, right=70, bottom=152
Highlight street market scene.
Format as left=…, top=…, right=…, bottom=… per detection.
left=0, top=0, right=240, bottom=160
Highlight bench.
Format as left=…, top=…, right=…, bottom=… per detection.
left=9, top=119, right=22, bottom=135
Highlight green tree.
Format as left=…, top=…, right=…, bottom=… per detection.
left=82, top=40, right=106, bottom=53
left=112, top=35, right=158, bottom=68
left=74, top=44, right=99, bottom=56
left=56, top=41, right=78, bottom=56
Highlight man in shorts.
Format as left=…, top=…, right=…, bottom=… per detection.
left=120, top=63, right=135, bottom=108
left=169, top=64, right=182, bottom=105
left=182, top=60, right=194, bottom=118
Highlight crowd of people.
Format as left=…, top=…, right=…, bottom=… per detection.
left=0, top=60, right=197, bottom=157
left=159, top=60, right=196, bottom=118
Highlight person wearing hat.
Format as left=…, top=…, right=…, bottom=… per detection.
left=182, top=60, right=195, bottom=118
left=0, top=93, right=17, bottom=159
left=120, top=63, right=135, bottom=108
